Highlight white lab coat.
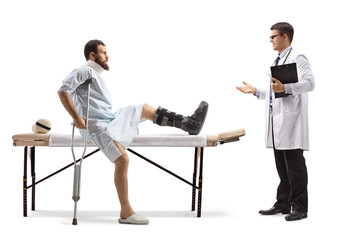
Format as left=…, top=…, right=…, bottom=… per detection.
left=257, top=48, right=315, bottom=151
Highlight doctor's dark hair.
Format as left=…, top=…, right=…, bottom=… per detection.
left=271, top=22, right=294, bottom=43
left=84, top=39, right=106, bottom=60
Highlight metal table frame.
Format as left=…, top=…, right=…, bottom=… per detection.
left=21, top=145, right=205, bottom=218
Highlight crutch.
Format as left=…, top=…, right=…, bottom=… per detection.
left=71, top=78, right=93, bottom=225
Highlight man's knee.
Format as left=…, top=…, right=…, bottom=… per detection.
left=142, top=103, right=153, bottom=113
left=114, top=154, right=129, bottom=169
left=142, top=103, right=156, bottom=120
left=143, top=103, right=150, bottom=110
left=113, top=141, right=129, bottom=168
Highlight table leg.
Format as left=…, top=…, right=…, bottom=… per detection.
left=30, top=147, right=36, bottom=211
left=192, top=147, right=199, bottom=211
left=197, top=147, right=204, bottom=217
left=23, top=147, right=28, bottom=217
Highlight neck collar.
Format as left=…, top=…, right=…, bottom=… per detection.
left=87, top=60, right=104, bottom=74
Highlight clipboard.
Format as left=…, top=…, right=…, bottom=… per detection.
left=270, top=63, right=298, bottom=98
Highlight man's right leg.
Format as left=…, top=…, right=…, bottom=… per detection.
left=141, top=102, right=209, bottom=135
left=273, top=148, right=291, bottom=211
left=259, top=113, right=291, bottom=215
left=141, top=103, right=156, bottom=120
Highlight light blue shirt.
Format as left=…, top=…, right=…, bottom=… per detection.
left=59, top=60, right=115, bottom=135
left=58, top=60, right=143, bottom=162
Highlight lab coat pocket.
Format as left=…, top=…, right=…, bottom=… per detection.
left=282, top=95, right=300, bottom=112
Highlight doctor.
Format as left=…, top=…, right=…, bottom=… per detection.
left=236, top=22, right=315, bottom=221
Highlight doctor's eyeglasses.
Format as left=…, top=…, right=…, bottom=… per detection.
left=269, top=34, right=283, bottom=40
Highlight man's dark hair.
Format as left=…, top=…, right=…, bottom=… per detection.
left=84, top=39, right=106, bottom=60
left=270, top=22, right=294, bottom=43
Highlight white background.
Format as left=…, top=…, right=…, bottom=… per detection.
left=1, top=0, right=359, bottom=239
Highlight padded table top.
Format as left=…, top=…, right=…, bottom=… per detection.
left=13, top=129, right=245, bottom=148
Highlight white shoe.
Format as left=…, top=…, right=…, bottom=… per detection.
left=118, top=213, right=149, bottom=225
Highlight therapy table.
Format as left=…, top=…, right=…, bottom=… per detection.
left=13, top=129, right=245, bottom=218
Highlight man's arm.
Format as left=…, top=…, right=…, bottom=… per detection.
left=287, top=55, right=315, bottom=95
left=236, top=81, right=266, bottom=99
left=57, top=91, right=86, bottom=129
left=236, top=81, right=256, bottom=94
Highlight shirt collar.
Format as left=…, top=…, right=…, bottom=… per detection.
left=87, top=60, right=104, bottom=75
left=279, top=46, right=292, bottom=59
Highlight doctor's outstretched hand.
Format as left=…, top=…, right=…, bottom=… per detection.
left=236, top=81, right=256, bottom=94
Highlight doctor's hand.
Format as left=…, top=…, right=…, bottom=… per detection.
left=236, top=81, right=256, bottom=94
left=271, top=78, right=285, bottom=93
left=73, top=117, right=86, bottom=129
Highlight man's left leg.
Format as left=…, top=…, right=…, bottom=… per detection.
left=113, top=141, right=149, bottom=225
left=283, top=149, right=308, bottom=221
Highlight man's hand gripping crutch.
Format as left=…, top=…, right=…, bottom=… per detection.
left=70, top=78, right=93, bottom=225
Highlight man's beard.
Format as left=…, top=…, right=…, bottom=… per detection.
left=95, top=56, right=109, bottom=71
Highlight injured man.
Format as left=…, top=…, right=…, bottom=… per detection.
left=57, top=39, right=208, bottom=225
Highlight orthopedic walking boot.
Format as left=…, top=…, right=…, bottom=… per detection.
left=153, top=101, right=208, bottom=135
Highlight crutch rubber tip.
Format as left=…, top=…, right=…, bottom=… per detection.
left=72, top=218, right=78, bottom=225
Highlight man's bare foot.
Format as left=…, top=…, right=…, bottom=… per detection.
left=120, top=209, right=135, bottom=219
